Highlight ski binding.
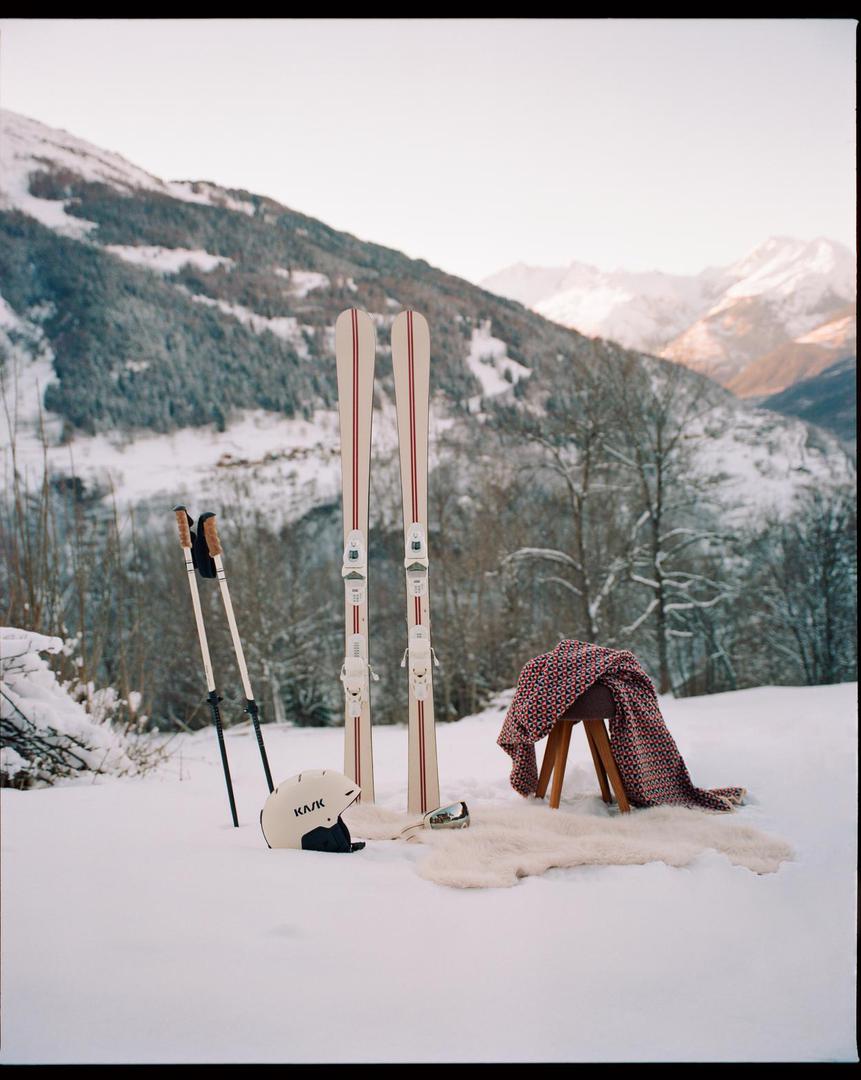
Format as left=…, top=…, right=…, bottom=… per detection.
left=404, top=523, right=429, bottom=598
left=342, top=530, right=367, bottom=606
left=401, top=625, right=439, bottom=701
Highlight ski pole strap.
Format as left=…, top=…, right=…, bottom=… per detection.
left=191, top=512, right=218, bottom=578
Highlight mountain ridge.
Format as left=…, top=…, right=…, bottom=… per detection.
left=0, top=108, right=852, bottom=523
left=482, top=236, right=856, bottom=397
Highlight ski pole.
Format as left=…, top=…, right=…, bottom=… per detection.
left=173, top=505, right=239, bottom=827
left=199, top=512, right=274, bottom=794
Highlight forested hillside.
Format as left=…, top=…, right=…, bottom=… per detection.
left=0, top=110, right=856, bottom=742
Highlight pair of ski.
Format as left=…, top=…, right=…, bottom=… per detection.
left=336, top=309, right=440, bottom=815
left=173, top=507, right=274, bottom=825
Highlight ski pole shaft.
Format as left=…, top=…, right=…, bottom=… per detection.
left=202, top=514, right=274, bottom=794
left=207, top=689, right=239, bottom=827
left=173, top=506, right=238, bottom=827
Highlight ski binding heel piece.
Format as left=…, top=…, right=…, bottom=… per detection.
left=341, top=634, right=370, bottom=717
left=407, top=626, right=434, bottom=701
left=342, top=530, right=367, bottom=606
left=404, top=523, right=429, bottom=598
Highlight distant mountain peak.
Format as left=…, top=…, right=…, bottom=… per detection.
left=481, top=234, right=856, bottom=396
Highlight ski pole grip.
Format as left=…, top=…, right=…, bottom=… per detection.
left=202, top=514, right=223, bottom=557
left=173, top=505, right=192, bottom=548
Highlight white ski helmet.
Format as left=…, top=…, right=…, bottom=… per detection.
left=260, top=769, right=365, bottom=853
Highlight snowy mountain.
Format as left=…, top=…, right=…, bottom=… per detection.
left=0, top=108, right=852, bottom=524
left=482, top=237, right=856, bottom=396
left=0, top=108, right=256, bottom=233
left=484, top=261, right=712, bottom=357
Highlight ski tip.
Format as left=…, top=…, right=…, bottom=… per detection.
left=392, top=309, right=429, bottom=342
left=335, top=308, right=376, bottom=349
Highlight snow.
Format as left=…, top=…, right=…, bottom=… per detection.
left=0, top=313, right=344, bottom=520
left=720, top=237, right=856, bottom=307
left=0, top=293, right=24, bottom=330
left=166, top=180, right=256, bottom=217
left=0, top=109, right=256, bottom=238
left=795, top=312, right=856, bottom=347
left=0, top=296, right=64, bottom=445
left=13, top=407, right=341, bottom=515
left=484, top=260, right=712, bottom=352
left=466, top=319, right=531, bottom=410
left=0, top=681, right=856, bottom=1062
left=535, top=269, right=708, bottom=352
left=187, top=293, right=311, bottom=357
left=104, top=245, right=234, bottom=275
left=0, top=627, right=140, bottom=785
left=481, top=238, right=856, bottom=375
left=689, top=399, right=854, bottom=523
left=273, top=268, right=330, bottom=297
left=481, top=261, right=570, bottom=308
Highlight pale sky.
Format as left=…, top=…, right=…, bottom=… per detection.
left=0, top=18, right=855, bottom=283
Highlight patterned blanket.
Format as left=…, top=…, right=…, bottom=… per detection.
left=497, top=640, right=745, bottom=812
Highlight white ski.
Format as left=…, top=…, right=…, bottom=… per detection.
left=391, top=310, right=441, bottom=815
left=335, top=308, right=376, bottom=802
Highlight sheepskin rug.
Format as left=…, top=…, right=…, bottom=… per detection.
left=344, top=799, right=793, bottom=889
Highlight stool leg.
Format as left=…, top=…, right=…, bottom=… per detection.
left=549, top=721, right=574, bottom=809
left=583, top=719, right=612, bottom=804
left=590, top=720, right=631, bottom=813
left=536, top=723, right=561, bottom=799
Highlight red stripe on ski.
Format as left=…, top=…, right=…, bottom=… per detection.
left=351, top=309, right=359, bottom=532
left=418, top=701, right=427, bottom=812
left=355, top=715, right=361, bottom=790
left=407, top=312, right=419, bottom=526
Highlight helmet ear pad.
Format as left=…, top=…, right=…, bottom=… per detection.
left=301, top=816, right=365, bottom=853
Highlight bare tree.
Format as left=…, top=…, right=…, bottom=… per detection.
left=492, top=359, right=631, bottom=643
left=749, top=485, right=857, bottom=685
left=602, top=356, right=734, bottom=692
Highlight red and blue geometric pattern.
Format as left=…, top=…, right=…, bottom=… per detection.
left=497, top=640, right=745, bottom=811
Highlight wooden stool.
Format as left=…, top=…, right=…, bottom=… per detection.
left=535, top=683, right=631, bottom=812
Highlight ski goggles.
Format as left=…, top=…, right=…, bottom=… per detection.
left=399, top=801, right=470, bottom=840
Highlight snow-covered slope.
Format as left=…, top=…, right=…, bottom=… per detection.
left=0, top=682, right=856, bottom=1062
left=0, top=108, right=255, bottom=235
left=662, top=238, right=856, bottom=385
left=484, top=261, right=710, bottom=355
left=482, top=237, right=856, bottom=396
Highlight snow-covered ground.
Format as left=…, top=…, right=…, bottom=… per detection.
left=104, top=245, right=235, bottom=275
left=1, top=682, right=856, bottom=1063
left=466, top=319, right=531, bottom=411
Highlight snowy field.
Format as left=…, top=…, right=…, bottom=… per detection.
left=1, top=683, right=857, bottom=1063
